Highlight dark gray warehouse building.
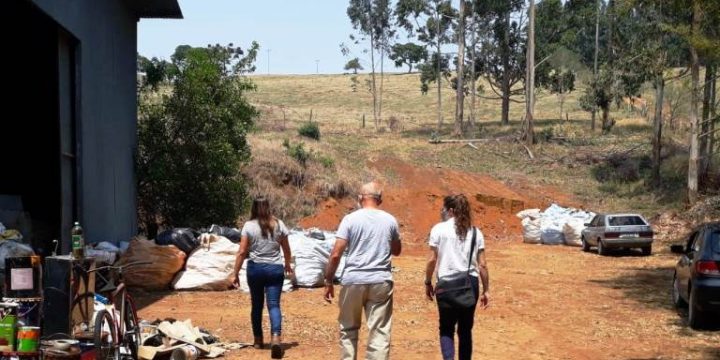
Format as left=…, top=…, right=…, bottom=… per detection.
left=1, top=0, right=182, bottom=254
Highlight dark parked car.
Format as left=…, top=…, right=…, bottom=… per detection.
left=671, top=222, right=720, bottom=329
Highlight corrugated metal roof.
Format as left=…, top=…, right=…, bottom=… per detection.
left=125, top=0, right=183, bottom=19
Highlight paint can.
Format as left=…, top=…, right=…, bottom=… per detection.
left=0, top=303, right=18, bottom=351
left=170, top=345, right=199, bottom=360
left=16, top=326, right=40, bottom=352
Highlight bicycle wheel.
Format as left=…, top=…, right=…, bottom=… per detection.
left=121, top=294, right=140, bottom=360
left=94, top=309, right=118, bottom=360
left=70, top=292, right=96, bottom=332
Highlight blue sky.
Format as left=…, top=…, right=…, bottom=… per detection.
left=139, top=0, right=402, bottom=75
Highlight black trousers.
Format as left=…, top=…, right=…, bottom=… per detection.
left=438, top=276, right=479, bottom=360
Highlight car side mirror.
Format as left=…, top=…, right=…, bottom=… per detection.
left=670, top=245, right=685, bottom=254
left=584, top=223, right=591, bottom=227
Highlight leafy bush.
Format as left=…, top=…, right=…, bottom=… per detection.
left=283, top=139, right=311, bottom=167
left=137, top=42, right=259, bottom=233
left=537, top=127, right=554, bottom=142
left=298, top=122, right=321, bottom=140
left=318, top=156, right=335, bottom=168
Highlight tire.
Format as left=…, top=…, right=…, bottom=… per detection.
left=688, top=285, right=705, bottom=330
left=641, top=245, right=652, bottom=256
left=672, top=272, right=688, bottom=308
left=70, top=292, right=96, bottom=327
left=122, top=294, right=140, bottom=360
left=581, top=236, right=590, bottom=252
left=94, top=309, right=118, bottom=360
left=597, top=240, right=608, bottom=256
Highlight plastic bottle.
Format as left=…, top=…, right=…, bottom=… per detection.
left=71, top=222, right=85, bottom=259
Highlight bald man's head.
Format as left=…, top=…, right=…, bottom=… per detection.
left=358, top=182, right=383, bottom=207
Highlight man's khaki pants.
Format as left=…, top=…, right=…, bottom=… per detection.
left=338, top=281, right=394, bottom=360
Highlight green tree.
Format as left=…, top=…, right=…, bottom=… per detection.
left=344, top=57, right=364, bottom=74
left=537, top=48, right=581, bottom=120
left=612, top=0, right=689, bottom=184
left=389, top=42, right=428, bottom=73
left=137, top=53, right=151, bottom=73
left=579, top=66, right=617, bottom=134
left=170, top=44, right=193, bottom=64
left=396, top=0, right=456, bottom=130
left=473, top=0, right=525, bottom=126
left=347, top=0, right=395, bottom=129
left=137, top=42, right=259, bottom=233
left=535, top=0, right=582, bottom=120
left=137, top=55, right=171, bottom=91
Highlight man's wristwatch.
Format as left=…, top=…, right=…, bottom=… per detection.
left=324, top=279, right=333, bottom=286
left=424, top=279, right=432, bottom=286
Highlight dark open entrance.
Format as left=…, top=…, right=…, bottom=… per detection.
left=1, top=0, right=79, bottom=255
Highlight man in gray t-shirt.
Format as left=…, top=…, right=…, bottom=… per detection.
left=324, top=182, right=401, bottom=360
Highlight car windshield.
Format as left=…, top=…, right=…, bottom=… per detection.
left=711, top=231, right=719, bottom=253
left=607, top=216, right=646, bottom=226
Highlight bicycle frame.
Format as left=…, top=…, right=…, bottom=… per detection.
left=90, top=262, right=147, bottom=359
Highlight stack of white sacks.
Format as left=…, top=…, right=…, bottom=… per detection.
left=172, top=229, right=346, bottom=291
left=517, top=204, right=595, bottom=246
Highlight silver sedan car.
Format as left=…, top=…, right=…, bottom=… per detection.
left=581, top=213, right=654, bottom=256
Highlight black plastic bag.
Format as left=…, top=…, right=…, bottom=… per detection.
left=155, top=228, right=199, bottom=255
left=208, top=224, right=241, bottom=242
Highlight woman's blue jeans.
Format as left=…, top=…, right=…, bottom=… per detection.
left=246, top=261, right=285, bottom=336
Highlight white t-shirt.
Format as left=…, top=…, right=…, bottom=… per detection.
left=428, top=218, right=485, bottom=280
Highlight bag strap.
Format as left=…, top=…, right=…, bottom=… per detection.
left=466, top=227, right=476, bottom=275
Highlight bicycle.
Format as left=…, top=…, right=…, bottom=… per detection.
left=88, top=261, right=151, bottom=360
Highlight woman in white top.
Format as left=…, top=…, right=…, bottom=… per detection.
left=425, top=194, right=490, bottom=360
left=231, top=197, right=293, bottom=359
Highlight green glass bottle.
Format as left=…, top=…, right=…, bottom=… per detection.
left=71, top=221, right=85, bottom=259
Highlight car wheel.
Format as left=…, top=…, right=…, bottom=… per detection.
left=672, top=272, right=687, bottom=308
left=688, top=285, right=705, bottom=330
left=597, top=240, right=607, bottom=256
left=581, top=236, right=590, bottom=252
left=641, top=245, right=652, bottom=256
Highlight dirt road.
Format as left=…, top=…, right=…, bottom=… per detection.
left=136, top=243, right=719, bottom=360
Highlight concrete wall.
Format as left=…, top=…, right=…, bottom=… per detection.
left=31, top=0, right=139, bottom=244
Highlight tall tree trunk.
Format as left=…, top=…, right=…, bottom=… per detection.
left=601, top=106, right=610, bottom=133
left=592, top=0, right=600, bottom=131
left=470, top=19, right=477, bottom=131
left=379, top=42, right=385, bottom=126
left=700, top=63, right=715, bottom=179
left=607, top=0, right=615, bottom=66
left=525, top=0, right=535, bottom=146
left=652, top=74, right=665, bottom=185
left=708, top=66, right=717, bottom=173
left=436, top=12, right=443, bottom=131
left=501, top=11, right=511, bottom=126
left=454, top=0, right=466, bottom=137
left=370, top=33, right=379, bottom=129
left=688, top=0, right=701, bottom=203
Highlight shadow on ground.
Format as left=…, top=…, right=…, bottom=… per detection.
left=130, top=290, right=174, bottom=311
left=588, top=265, right=675, bottom=311
left=590, top=265, right=720, bottom=334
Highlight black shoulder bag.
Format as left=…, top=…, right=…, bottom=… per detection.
left=435, top=227, right=478, bottom=309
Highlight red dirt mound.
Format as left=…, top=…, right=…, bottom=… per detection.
left=300, top=157, right=542, bottom=247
